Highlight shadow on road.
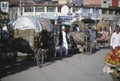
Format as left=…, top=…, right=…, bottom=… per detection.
left=1, top=46, right=102, bottom=79
left=1, top=50, right=78, bottom=78
left=1, top=56, right=36, bottom=78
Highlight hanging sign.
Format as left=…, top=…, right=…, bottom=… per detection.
left=1, top=2, right=9, bottom=13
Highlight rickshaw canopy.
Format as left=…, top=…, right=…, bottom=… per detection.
left=81, top=19, right=95, bottom=23
left=38, top=18, right=53, bottom=32
left=70, top=20, right=86, bottom=32
left=13, top=16, right=42, bottom=32
left=96, top=21, right=110, bottom=32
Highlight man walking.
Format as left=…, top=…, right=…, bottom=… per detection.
left=59, top=26, right=68, bottom=56
left=110, top=25, right=120, bottom=49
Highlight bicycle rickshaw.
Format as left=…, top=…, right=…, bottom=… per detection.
left=12, top=16, right=56, bottom=67
left=81, top=19, right=97, bottom=54
left=69, top=20, right=92, bottom=54
left=96, top=20, right=110, bottom=47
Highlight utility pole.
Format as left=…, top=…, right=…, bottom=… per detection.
left=20, top=0, right=22, bottom=16
left=94, top=6, right=97, bottom=26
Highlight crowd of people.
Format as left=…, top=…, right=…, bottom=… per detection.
left=58, top=20, right=120, bottom=56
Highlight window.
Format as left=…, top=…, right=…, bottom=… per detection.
left=109, top=10, right=114, bottom=15
left=35, top=7, right=44, bottom=12
left=102, top=9, right=107, bottom=14
left=93, top=9, right=99, bottom=14
left=118, top=11, right=120, bottom=15
left=73, top=8, right=79, bottom=13
left=47, top=7, right=55, bottom=12
left=58, top=7, right=61, bottom=12
left=24, top=7, right=33, bottom=12
left=73, top=0, right=83, bottom=6
left=83, top=8, right=90, bottom=16
left=103, top=1, right=107, bottom=3
left=115, top=10, right=120, bottom=15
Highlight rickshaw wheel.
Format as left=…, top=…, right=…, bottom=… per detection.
left=87, top=42, right=93, bottom=54
left=86, top=42, right=96, bottom=54
left=10, top=51, right=17, bottom=66
left=36, top=48, right=44, bottom=68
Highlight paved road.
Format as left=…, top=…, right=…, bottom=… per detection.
left=1, top=48, right=113, bottom=81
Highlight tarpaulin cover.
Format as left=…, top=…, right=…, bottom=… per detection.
left=69, top=32, right=87, bottom=45
left=96, top=21, right=110, bottom=32
left=13, top=16, right=42, bottom=32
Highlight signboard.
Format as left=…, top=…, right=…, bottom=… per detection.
left=40, top=13, right=57, bottom=19
left=1, top=2, right=9, bottom=13
left=61, top=5, right=69, bottom=15
left=58, top=16, right=72, bottom=20
left=73, top=0, right=83, bottom=6
left=57, top=16, right=72, bottom=25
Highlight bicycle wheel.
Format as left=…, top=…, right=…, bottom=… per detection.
left=35, top=48, right=44, bottom=68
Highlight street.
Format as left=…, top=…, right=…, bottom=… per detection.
left=0, top=0, right=120, bottom=81
left=1, top=48, right=113, bottom=81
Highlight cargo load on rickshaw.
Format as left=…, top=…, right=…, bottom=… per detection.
left=12, top=16, right=56, bottom=67
left=69, top=20, right=91, bottom=53
left=96, top=20, right=110, bottom=47
left=12, top=16, right=42, bottom=53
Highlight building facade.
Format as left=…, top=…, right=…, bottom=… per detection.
left=83, top=0, right=101, bottom=6
left=101, top=0, right=111, bottom=8
left=119, top=0, right=120, bottom=7
left=3, top=0, right=120, bottom=22
left=112, top=0, right=118, bottom=7
left=72, top=0, right=83, bottom=6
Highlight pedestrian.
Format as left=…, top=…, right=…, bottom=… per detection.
left=59, top=26, right=68, bottom=56
left=73, top=24, right=79, bottom=32
left=110, top=25, right=120, bottom=49
left=2, top=24, right=8, bottom=32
